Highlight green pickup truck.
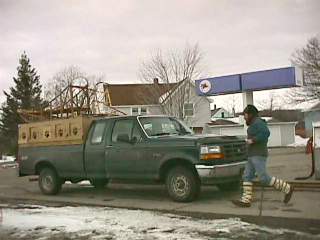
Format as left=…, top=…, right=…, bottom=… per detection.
left=18, top=115, right=247, bottom=202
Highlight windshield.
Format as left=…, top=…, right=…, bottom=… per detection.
left=138, top=116, right=193, bottom=137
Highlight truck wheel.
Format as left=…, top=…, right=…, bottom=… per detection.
left=90, top=179, right=109, bottom=189
left=38, top=167, right=62, bottom=195
left=166, top=166, right=200, bottom=202
left=217, top=180, right=241, bottom=192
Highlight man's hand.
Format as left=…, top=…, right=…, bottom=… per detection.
left=246, top=138, right=254, bottom=145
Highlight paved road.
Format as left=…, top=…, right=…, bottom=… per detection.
left=0, top=148, right=319, bottom=234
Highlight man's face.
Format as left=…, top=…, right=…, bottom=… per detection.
left=244, top=113, right=253, bottom=125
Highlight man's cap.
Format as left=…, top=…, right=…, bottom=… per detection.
left=243, top=104, right=259, bottom=116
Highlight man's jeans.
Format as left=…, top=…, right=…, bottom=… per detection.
left=243, top=156, right=272, bottom=185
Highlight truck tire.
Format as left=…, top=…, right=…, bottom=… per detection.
left=217, top=180, right=241, bottom=192
left=90, top=179, right=109, bottom=189
left=38, top=167, right=62, bottom=195
left=166, top=166, right=200, bottom=202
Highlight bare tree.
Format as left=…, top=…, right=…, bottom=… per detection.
left=225, top=95, right=238, bottom=117
left=256, top=92, right=277, bottom=116
left=288, top=36, right=320, bottom=103
left=44, top=66, right=109, bottom=117
left=139, top=44, right=203, bottom=123
left=44, top=66, right=86, bottom=104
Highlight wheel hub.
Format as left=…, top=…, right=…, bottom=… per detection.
left=172, top=175, right=189, bottom=197
left=42, top=175, right=53, bottom=191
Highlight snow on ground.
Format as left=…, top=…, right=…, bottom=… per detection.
left=0, top=156, right=17, bottom=169
left=0, top=205, right=318, bottom=240
left=65, top=180, right=91, bottom=185
left=0, top=155, right=15, bottom=163
left=288, top=136, right=309, bottom=147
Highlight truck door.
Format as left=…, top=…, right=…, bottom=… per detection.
left=84, top=120, right=109, bottom=179
left=106, top=119, right=141, bottom=179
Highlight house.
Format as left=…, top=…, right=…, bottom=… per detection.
left=303, top=102, right=320, bottom=137
left=211, top=105, right=234, bottom=120
left=103, top=79, right=212, bottom=132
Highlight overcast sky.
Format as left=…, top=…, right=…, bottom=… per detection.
left=0, top=0, right=319, bottom=110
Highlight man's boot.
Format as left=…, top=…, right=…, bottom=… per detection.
left=232, top=181, right=253, bottom=207
left=270, top=177, right=294, bottom=204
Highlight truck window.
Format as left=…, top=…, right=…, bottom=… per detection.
left=138, top=116, right=193, bottom=137
left=112, top=119, right=133, bottom=142
left=91, top=121, right=106, bottom=144
left=132, top=124, right=143, bottom=142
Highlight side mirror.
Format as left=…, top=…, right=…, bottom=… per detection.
left=117, top=134, right=130, bottom=143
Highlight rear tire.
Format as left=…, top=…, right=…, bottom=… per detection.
left=90, top=179, right=109, bottom=189
left=166, top=166, right=200, bottom=202
left=217, top=180, right=241, bottom=192
left=38, top=167, right=62, bottom=195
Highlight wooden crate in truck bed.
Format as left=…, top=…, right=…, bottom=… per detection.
left=18, top=116, right=94, bottom=147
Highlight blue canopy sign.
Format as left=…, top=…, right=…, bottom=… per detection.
left=196, top=66, right=304, bottom=96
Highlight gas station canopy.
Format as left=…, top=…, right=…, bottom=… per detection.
left=196, top=66, right=304, bottom=96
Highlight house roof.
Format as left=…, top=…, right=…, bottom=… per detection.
left=211, top=108, right=222, bottom=116
left=208, top=119, right=238, bottom=125
left=104, top=82, right=178, bottom=106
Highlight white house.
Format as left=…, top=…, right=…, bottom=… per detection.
left=211, top=106, right=234, bottom=121
left=303, top=102, right=320, bottom=137
left=103, top=79, right=212, bottom=132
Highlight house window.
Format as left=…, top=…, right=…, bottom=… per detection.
left=91, top=122, right=106, bottom=144
left=131, top=107, right=147, bottom=115
left=184, top=103, right=194, bottom=117
left=132, top=107, right=139, bottom=115
left=140, top=107, right=147, bottom=115
left=221, top=112, right=225, bottom=118
left=112, top=119, right=133, bottom=143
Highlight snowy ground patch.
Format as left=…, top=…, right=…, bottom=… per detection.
left=0, top=155, right=15, bottom=163
left=0, top=205, right=318, bottom=240
left=288, top=136, right=309, bottom=147
left=0, top=155, right=17, bottom=169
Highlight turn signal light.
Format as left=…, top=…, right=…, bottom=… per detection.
left=200, top=153, right=224, bottom=160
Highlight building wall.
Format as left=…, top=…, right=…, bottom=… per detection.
left=163, top=82, right=211, bottom=128
left=184, top=95, right=211, bottom=128
left=304, top=111, right=320, bottom=137
left=280, top=124, right=296, bottom=146
left=113, top=105, right=163, bottom=116
left=268, top=125, right=281, bottom=147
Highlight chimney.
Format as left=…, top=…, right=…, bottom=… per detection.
left=214, top=104, right=217, bottom=110
left=153, top=78, right=159, bottom=85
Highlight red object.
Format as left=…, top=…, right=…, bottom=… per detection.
left=306, top=137, right=313, bottom=154
left=296, top=136, right=315, bottom=180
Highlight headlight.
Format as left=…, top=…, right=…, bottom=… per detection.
left=200, top=145, right=221, bottom=154
left=200, top=145, right=224, bottom=160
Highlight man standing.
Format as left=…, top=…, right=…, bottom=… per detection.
left=232, top=105, right=294, bottom=207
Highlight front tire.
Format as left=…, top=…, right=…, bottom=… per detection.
left=166, top=166, right=200, bottom=202
left=38, top=167, right=62, bottom=195
left=90, top=179, right=109, bottom=189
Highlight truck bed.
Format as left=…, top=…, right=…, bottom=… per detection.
left=19, top=144, right=86, bottom=178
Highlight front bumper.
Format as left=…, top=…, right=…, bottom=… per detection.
left=195, top=161, right=246, bottom=184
